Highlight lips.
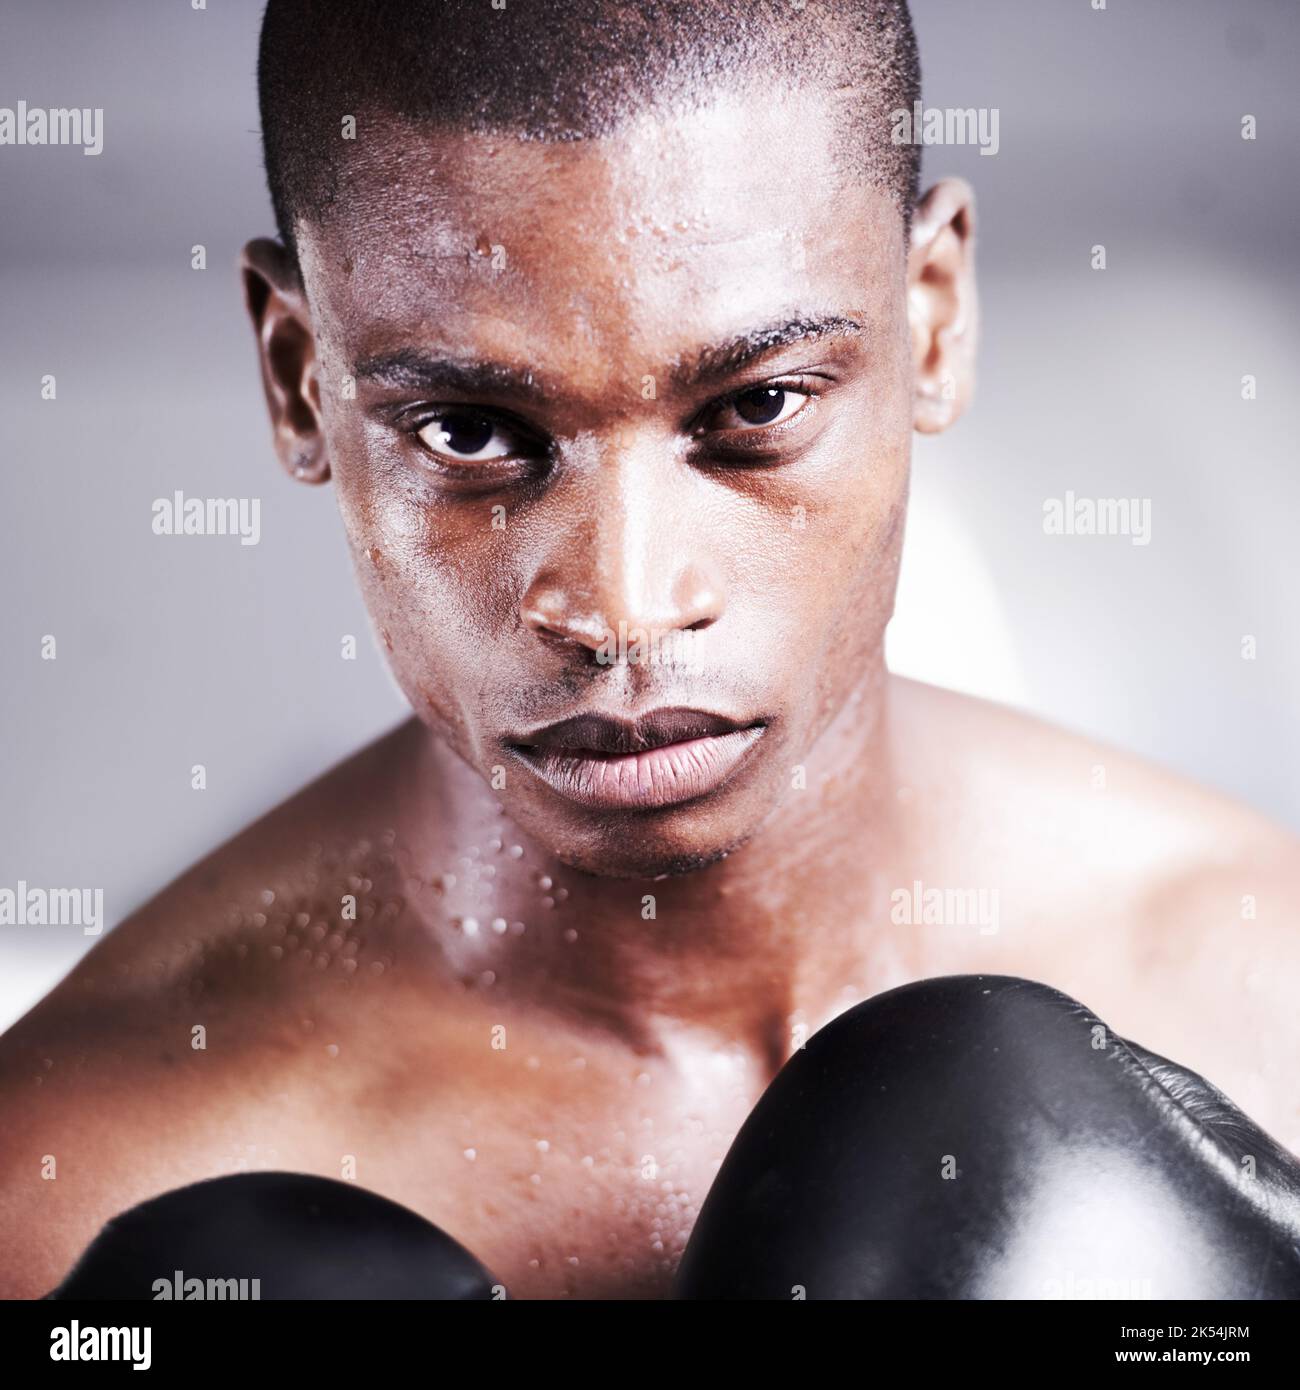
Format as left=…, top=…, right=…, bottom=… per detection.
left=507, top=707, right=766, bottom=810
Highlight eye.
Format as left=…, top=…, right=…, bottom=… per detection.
left=708, top=384, right=812, bottom=432
left=414, top=409, right=527, bottom=463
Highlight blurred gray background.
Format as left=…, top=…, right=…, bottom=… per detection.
left=2, top=0, right=1297, bottom=1032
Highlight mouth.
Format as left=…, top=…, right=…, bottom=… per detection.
left=506, top=707, right=767, bottom=811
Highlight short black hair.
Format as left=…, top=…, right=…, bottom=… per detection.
left=257, top=0, right=921, bottom=266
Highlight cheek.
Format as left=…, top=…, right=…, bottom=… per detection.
left=358, top=502, right=514, bottom=645
left=738, top=407, right=908, bottom=743
left=325, top=438, right=524, bottom=729
left=741, top=388, right=909, bottom=633
left=323, top=400, right=503, bottom=618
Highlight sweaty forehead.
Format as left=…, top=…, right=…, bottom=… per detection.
left=297, top=86, right=904, bottom=384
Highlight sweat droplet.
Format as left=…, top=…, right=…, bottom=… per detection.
left=491, top=917, right=508, bottom=935
left=464, top=1148, right=477, bottom=1162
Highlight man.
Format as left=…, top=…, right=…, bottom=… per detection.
left=2, top=0, right=1297, bottom=1299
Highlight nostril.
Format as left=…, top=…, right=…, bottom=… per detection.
left=522, top=601, right=612, bottom=654
left=520, top=592, right=576, bottom=644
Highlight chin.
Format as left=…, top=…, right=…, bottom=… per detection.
left=526, top=807, right=763, bottom=882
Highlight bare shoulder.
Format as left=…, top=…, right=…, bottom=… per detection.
left=891, top=676, right=1300, bottom=1146
left=9, top=717, right=440, bottom=1025
left=0, top=717, right=460, bottom=1296
left=891, top=674, right=1297, bottom=886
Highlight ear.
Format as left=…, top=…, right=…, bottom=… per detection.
left=906, top=178, right=978, bottom=435
left=240, top=238, right=330, bottom=483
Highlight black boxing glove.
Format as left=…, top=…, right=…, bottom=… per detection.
left=675, top=974, right=1300, bottom=1299
left=46, top=1171, right=500, bottom=1299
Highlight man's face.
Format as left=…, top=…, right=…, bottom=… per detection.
left=292, top=88, right=916, bottom=878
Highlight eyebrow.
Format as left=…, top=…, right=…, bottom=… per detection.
left=672, top=313, right=866, bottom=388
left=352, top=350, right=551, bottom=404
left=352, top=313, right=865, bottom=403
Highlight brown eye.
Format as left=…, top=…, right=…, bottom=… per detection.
left=715, top=385, right=810, bottom=431
left=416, top=409, right=519, bottom=462
left=736, top=387, right=787, bottom=424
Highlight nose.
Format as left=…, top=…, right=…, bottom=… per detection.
left=520, top=433, right=725, bottom=658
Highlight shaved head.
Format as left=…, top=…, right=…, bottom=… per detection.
left=257, top=0, right=921, bottom=263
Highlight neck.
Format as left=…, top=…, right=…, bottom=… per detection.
left=403, top=668, right=905, bottom=1064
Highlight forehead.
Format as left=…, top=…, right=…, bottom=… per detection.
left=299, top=85, right=905, bottom=384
